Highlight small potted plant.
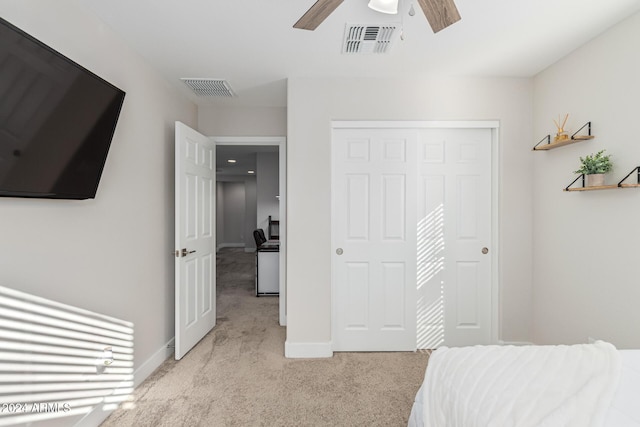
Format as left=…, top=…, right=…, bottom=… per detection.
left=574, top=149, right=613, bottom=187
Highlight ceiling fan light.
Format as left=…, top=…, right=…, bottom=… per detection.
left=367, top=0, right=399, bottom=14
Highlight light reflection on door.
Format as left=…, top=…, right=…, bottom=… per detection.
left=417, top=203, right=445, bottom=349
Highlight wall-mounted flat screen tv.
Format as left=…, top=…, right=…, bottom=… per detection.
left=0, top=17, right=125, bottom=200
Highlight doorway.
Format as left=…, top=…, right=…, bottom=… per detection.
left=213, top=137, right=287, bottom=326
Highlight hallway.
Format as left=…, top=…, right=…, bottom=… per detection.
left=216, top=247, right=280, bottom=329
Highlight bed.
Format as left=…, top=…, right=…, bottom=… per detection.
left=408, top=342, right=640, bottom=426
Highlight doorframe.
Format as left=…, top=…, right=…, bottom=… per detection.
left=331, top=120, right=500, bottom=346
left=211, top=136, right=287, bottom=327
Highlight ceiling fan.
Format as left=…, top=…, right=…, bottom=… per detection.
left=293, top=0, right=461, bottom=33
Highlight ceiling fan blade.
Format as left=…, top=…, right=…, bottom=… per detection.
left=294, top=0, right=344, bottom=31
left=417, top=0, right=461, bottom=33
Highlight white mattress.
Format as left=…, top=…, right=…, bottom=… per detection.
left=604, top=350, right=640, bottom=426
left=409, top=349, right=640, bottom=427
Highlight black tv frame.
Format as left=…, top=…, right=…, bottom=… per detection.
left=0, top=17, right=126, bottom=200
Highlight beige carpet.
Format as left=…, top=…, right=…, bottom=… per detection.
left=101, top=248, right=430, bottom=426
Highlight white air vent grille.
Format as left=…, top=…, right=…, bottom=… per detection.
left=181, top=78, right=235, bottom=97
left=343, top=24, right=398, bottom=54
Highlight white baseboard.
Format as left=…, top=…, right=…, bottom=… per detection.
left=74, top=337, right=175, bottom=427
left=132, top=337, right=175, bottom=387
left=218, top=243, right=245, bottom=249
left=217, top=243, right=245, bottom=252
left=284, top=341, right=333, bottom=358
left=498, top=340, right=534, bottom=346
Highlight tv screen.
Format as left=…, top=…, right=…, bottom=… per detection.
left=0, top=17, right=125, bottom=200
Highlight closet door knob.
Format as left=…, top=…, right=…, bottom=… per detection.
left=482, top=247, right=489, bottom=254
left=336, top=248, right=344, bottom=255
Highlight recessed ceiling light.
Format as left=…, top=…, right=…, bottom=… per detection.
left=227, top=159, right=236, bottom=163
left=248, top=170, right=255, bottom=174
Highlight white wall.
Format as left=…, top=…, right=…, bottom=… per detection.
left=221, top=182, right=246, bottom=245
left=256, top=152, right=279, bottom=235
left=216, top=182, right=225, bottom=248
left=244, top=177, right=258, bottom=249
left=198, top=106, right=286, bottom=136
left=217, top=175, right=257, bottom=250
left=0, top=0, right=197, bottom=382
left=286, top=76, right=534, bottom=349
left=532, top=11, right=640, bottom=348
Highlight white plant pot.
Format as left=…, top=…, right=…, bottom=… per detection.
left=586, top=173, right=605, bottom=187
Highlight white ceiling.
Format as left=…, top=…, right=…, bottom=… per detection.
left=81, top=0, right=640, bottom=108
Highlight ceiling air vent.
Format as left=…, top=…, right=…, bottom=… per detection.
left=342, top=24, right=399, bottom=54
left=181, top=78, right=236, bottom=97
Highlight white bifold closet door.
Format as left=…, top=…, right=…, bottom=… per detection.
left=332, top=126, right=492, bottom=352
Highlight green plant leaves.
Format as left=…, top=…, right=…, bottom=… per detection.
left=574, top=149, right=613, bottom=175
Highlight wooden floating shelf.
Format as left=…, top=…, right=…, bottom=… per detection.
left=564, top=184, right=618, bottom=192
left=564, top=167, right=640, bottom=192
left=564, top=184, right=640, bottom=192
left=534, top=135, right=594, bottom=151
left=533, top=121, right=594, bottom=151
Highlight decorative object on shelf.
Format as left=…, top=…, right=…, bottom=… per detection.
left=533, top=121, right=594, bottom=151
left=576, top=149, right=612, bottom=174
left=586, top=174, right=605, bottom=187
left=553, top=114, right=570, bottom=143
left=574, top=149, right=612, bottom=187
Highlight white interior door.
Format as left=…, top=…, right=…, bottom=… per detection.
left=332, top=128, right=418, bottom=351
left=175, top=121, right=216, bottom=360
left=417, top=128, right=492, bottom=348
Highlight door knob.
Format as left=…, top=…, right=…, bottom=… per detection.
left=181, top=248, right=196, bottom=257
left=336, top=248, right=343, bottom=255
left=482, top=247, right=489, bottom=254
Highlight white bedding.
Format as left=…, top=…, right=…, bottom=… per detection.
left=605, top=349, right=640, bottom=426
left=408, top=343, right=640, bottom=427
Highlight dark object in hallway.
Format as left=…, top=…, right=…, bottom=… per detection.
left=253, top=229, right=279, bottom=296
left=253, top=229, right=267, bottom=247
